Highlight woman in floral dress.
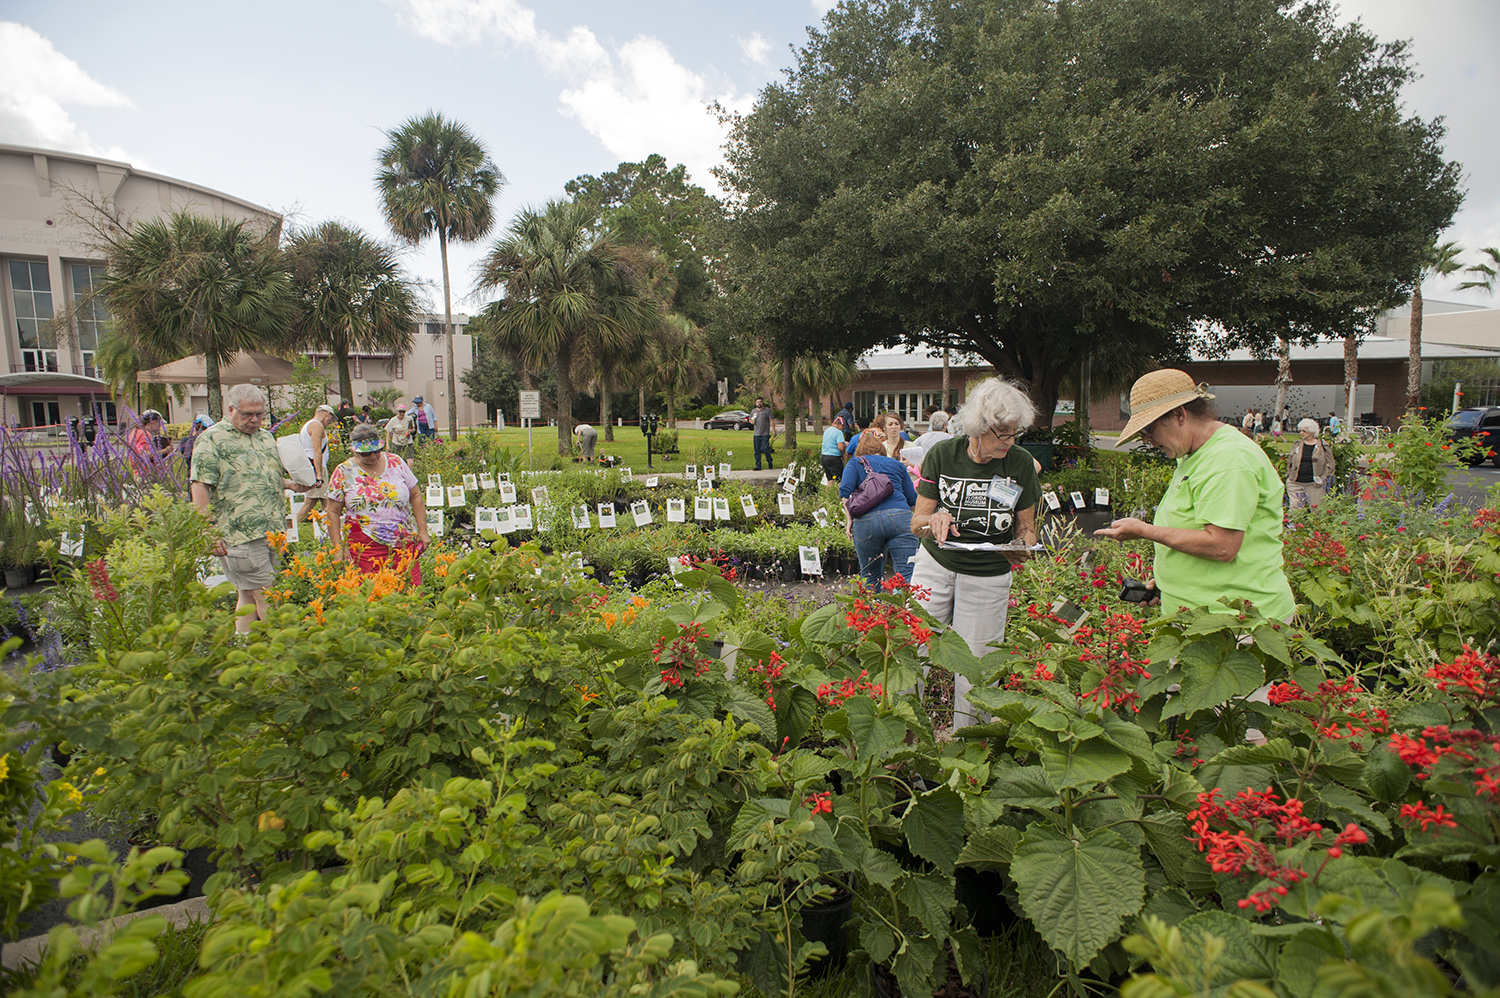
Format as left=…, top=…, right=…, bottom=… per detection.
left=327, top=423, right=430, bottom=579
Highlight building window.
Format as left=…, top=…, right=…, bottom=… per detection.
left=427, top=322, right=445, bottom=338
left=69, top=263, right=108, bottom=376
left=352, top=355, right=362, bottom=380
left=435, top=355, right=444, bottom=379
left=9, top=260, right=58, bottom=373
left=29, top=400, right=61, bottom=427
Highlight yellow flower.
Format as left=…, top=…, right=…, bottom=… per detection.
left=0, top=753, right=9, bottom=783
left=257, top=811, right=286, bottom=832
left=94, top=767, right=106, bottom=777
left=58, top=781, right=83, bottom=805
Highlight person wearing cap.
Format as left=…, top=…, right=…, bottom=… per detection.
left=327, top=422, right=429, bottom=580
left=176, top=414, right=215, bottom=462
left=295, top=404, right=337, bottom=525
left=1094, top=369, right=1294, bottom=620
left=191, top=384, right=311, bottom=634
left=909, top=377, right=1042, bottom=728
left=573, top=421, right=598, bottom=461
left=127, top=409, right=173, bottom=469
left=385, top=403, right=414, bottom=457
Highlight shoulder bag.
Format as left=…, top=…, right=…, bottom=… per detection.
left=845, top=457, right=894, bottom=518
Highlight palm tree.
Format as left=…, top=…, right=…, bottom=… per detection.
left=476, top=199, right=662, bottom=455
left=99, top=211, right=292, bottom=418
left=647, top=313, right=714, bottom=428
left=1459, top=247, right=1500, bottom=295
left=93, top=325, right=175, bottom=413
left=766, top=351, right=857, bottom=436
left=284, top=221, right=419, bottom=406
left=376, top=112, right=504, bottom=439
left=1408, top=239, right=1464, bottom=413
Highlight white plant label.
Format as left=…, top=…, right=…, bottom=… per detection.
left=282, top=516, right=297, bottom=546
left=572, top=505, right=592, bottom=529
left=740, top=495, right=757, bottom=518
left=429, top=510, right=445, bottom=537
left=778, top=493, right=795, bottom=516
left=1095, top=487, right=1110, bottom=507
left=631, top=500, right=653, bottom=526
left=646, top=476, right=659, bottom=488
left=426, top=484, right=445, bottom=507
left=513, top=505, right=533, bottom=530
left=666, top=498, right=686, bottom=523
left=531, top=486, right=550, bottom=506
left=685, top=464, right=698, bottom=477
left=499, top=482, right=517, bottom=504
left=698, top=478, right=713, bottom=495
left=463, top=474, right=478, bottom=490
left=478, top=473, right=496, bottom=490
left=713, top=497, right=732, bottom=521
left=60, top=529, right=84, bottom=558
left=694, top=496, right=713, bottom=521
left=799, top=546, right=823, bottom=576
left=813, top=507, right=830, bottom=528
left=447, top=485, right=467, bottom=507
left=597, top=503, right=617, bottom=528
left=499, top=473, right=511, bottom=483
left=475, top=507, right=499, bottom=532
left=495, top=506, right=516, bottom=534
left=1070, top=491, right=1087, bottom=511
left=782, top=478, right=797, bottom=494
left=719, top=462, right=731, bottom=476
left=621, top=467, right=633, bottom=483
left=1043, top=490, right=1062, bottom=512
left=428, top=474, right=442, bottom=487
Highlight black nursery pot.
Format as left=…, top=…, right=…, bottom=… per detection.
left=782, top=561, right=800, bottom=582
left=954, top=866, right=1020, bottom=938
left=800, top=889, right=853, bottom=977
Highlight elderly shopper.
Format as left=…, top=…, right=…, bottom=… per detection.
left=574, top=422, right=598, bottom=461
left=910, top=377, right=1042, bottom=727
left=190, top=385, right=311, bottom=634
left=841, top=433, right=919, bottom=588
left=1095, top=369, right=1294, bottom=619
left=385, top=403, right=414, bottom=457
left=913, top=410, right=953, bottom=453
left=128, top=409, right=174, bottom=469
left=1286, top=417, right=1335, bottom=508
left=328, top=423, right=430, bottom=579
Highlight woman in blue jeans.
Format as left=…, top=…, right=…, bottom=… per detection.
left=840, top=432, right=919, bottom=588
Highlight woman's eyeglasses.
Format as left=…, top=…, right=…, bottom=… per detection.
left=992, top=429, right=1021, bottom=444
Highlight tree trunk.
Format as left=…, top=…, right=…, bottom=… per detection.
left=1274, top=335, right=1292, bottom=422
left=1407, top=286, right=1423, bottom=413
left=782, top=358, right=798, bottom=450
left=638, top=385, right=646, bottom=421
left=942, top=347, right=950, bottom=408
left=1077, top=353, right=1091, bottom=427
left=439, top=231, right=459, bottom=440
left=666, top=392, right=677, bottom=429
left=1343, top=331, right=1358, bottom=425
left=815, top=393, right=825, bottom=435
left=602, top=371, right=614, bottom=442
left=206, top=351, right=222, bottom=419
left=335, top=347, right=353, bottom=409
left=519, top=363, right=533, bottom=392
left=555, top=341, right=574, bottom=456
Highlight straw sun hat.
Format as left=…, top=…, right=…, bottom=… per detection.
left=1117, top=370, right=1216, bottom=445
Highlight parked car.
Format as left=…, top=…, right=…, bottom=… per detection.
left=704, top=410, right=754, bottom=430
left=1446, top=406, right=1500, bottom=466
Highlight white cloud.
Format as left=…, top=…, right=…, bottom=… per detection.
left=0, top=21, right=135, bottom=160
left=810, top=0, right=837, bottom=15
left=739, top=32, right=773, bottom=66
left=389, top=0, right=754, bottom=192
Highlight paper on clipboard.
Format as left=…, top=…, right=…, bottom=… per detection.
left=939, top=540, right=1046, bottom=552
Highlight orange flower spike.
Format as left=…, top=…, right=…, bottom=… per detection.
left=601, top=611, right=618, bottom=630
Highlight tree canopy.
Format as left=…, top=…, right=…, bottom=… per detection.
left=720, top=0, right=1463, bottom=423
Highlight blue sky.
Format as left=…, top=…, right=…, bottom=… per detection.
left=2, top=0, right=1497, bottom=317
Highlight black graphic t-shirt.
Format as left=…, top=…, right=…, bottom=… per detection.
left=916, top=436, right=1042, bottom=576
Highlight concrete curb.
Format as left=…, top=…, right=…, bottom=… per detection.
left=1, top=895, right=211, bottom=972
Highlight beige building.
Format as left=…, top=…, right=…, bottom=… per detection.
left=0, top=143, right=483, bottom=433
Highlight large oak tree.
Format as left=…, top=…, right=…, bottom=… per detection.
left=720, top=0, right=1463, bottom=424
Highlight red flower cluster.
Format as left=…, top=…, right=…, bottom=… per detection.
left=805, top=791, right=833, bottom=815
left=1265, top=677, right=1388, bottom=750
left=1284, top=530, right=1351, bottom=574
left=847, top=598, right=932, bottom=646
left=1428, top=646, right=1500, bottom=702
left=1074, top=612, right=1151, bottom=712
left=817, top=670, right=885, bottom=706
left=742, top=651, right=786, bottom=710
left=86, top=558, right=118, bottom=603
left=1390, top=724, right=1500, bottom=796
left=1173, top=733, right=1202, bottom=770
left=651, top=622, right=713, bottom=689
left=1398, top=801, right=1458, bottom=832
left=1003, top=661, right=1056, bottom=689
left=1187, top=788, right=1360, bottom=913
left=1471, top=507, right=1500, bottom=532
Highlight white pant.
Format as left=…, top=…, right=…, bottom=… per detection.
left=910, top=545, right=1013, bottom=728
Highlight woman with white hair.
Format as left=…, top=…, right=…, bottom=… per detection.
left=910, top=377, right=1042, bottom=727
left=1285, top=418, right=1335, bottom=508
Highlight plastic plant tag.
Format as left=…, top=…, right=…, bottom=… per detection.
left=426, top=484, right=445, bottom=507
left=429, top=510, right=445, bottom=537
left=719, top=462, right=731, bottom=476
left=646, top=476, right=659, bottom=488
left=513, top=504, right=533, bottom=530
left=499, top=472, right=511, bottom=483
left=499, top=482, right=517, bottom=504
left=60, top=529, right=84, bottom=558
left=597, top=503, right=617, bottom=528
left=631, top=500, right=653, bottom=526
left=447, top=485, right=467, bottom=506
left=667, top=498, right=686, bottom=522
left=428, top=474, right=442, bottom=487
left=572, top=505, right=592, bottom=529
left=695, top=496, right=713, bottom=521
left=531, top=485, right=549, bottom=506
left=685, top=464, right=698, bottom=476
left=475, top=507, right=499, bottom=532
left=1070, top=491, right=1087, bottom=511
left=783, top=478, right=797, bottom=494
left=740, top=494, right=758, bottom=517
left=698, top=478, right=713, bottom=495
left=621, top=467, right=633, bottom=483
left=1043, top=490, right=1062, bottom=512
left=282, top=516, right=297, bottom=546
left=463, top=474, right=478, bottom=490
left=778, top=493, right=795, bottom=516
left=799, top=546, right=823, bottom=575
left=713, top=496, right=732, bottom=521
left=479, top=473, right=497, bottom=490
left=496, top=506, right=517, bottom=534
left=813, top=507, right=830, bottom=528
left=1095, top=487, right=1110, bottom=507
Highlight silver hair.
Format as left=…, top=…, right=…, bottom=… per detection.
left=224, top=383, right=266, bottom=411
left=928, top=410, right=950, bottom=431
left=956, top=377, right=1036, bottom=437
left=1297, top=417, right=1320, bottom=435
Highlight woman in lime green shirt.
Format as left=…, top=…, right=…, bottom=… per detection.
left=1095, top=370, right=1294, bottom=620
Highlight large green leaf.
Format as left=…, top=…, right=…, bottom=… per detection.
left=859, top=919, right=896, bottom=966
left=1010, top=825, right=1146, bottom=966
left=1138, top=812, right=1215, bottom=894
left=1453, top=872, right=1500, bottom=989
left=798, top=602, right=846, bottom=644
left=1176, top=910, right=1278, bottom=985
left=1165, top=646, right=1264, bottom=720
left=897, top=870, right=957, bottom=940
left=727, top=686, right=776, bottom=739
left=1276, top=929, right=1344, bottom=998
left=955, top=825, right=1020, bottom=870
left=929, top=629, right=986, bottom=685
left=903, top=786, right=966, bottom=874
left=1362, top=747, right=1410, bottom=804
left=1319, top=784, right=1391, bottom=837
left=1040, top=735, right=1133, bottom=792
left=826, top=697, right=905, bottom=771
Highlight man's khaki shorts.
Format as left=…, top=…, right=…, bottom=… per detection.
left=222, top=537, right=277, bottom=591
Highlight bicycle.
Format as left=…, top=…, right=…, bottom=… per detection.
left=1352, top=425, right=1388, bottom=446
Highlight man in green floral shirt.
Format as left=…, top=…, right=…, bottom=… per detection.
left=190, top=384, right=309, bottom=633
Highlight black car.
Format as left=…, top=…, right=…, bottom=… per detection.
left=1446, top=406, right=1500, bottom=466
left=704, top=410, right=754, bottom=430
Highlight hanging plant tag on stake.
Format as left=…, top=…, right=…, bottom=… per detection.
left=684, top=464, right=698, bottom=477
left=631, top=500, right=653, bottom=526
left=531, top=485, right=549, bottom=506
left=475, top=507, right=499, bottom=532
left=513, top=504, right=533, bottom=530
left=695, top=496, right=713, bottom=521
left=713, top=496, right=732, bottom=521
left=463, top=474, right=478, bottom=490
left=495, top=506, right=516, bottom=534
left=1095, top=487, right=1110, bottom=507
left=478, top=472, right=496, bottom=490
left=799, top=546, right=823, bottom=575
left=646, top=476, right=659, bottom=488
left=429, top=510, right=445, bottom=537
left=1043, top=491, right=1062, bottom=512
left=667, top=498, right=686, bottom=522
left=698, top=478, right=713, bottom=495
left=60, top=528, right=84, bottom=558
left=621, top=467, right=633, bottom=483
left=428, top=474, right=443, bottom=487
left=499, top=482, right=517, bottom=504
left=499, top=472, right=511, bottom=483
left=813, top=507, right=830, bottom=528
left=740, top=494, right=757, bottom=517
left=719, top=462, right=731, bottom=476
left=447, top=485, right=467, bottom=507
left=426, top=484, right=445, bottom=507
left=572, top=505, right=592, bottom=529
left=1070, top=491, right=1087, bottom=511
